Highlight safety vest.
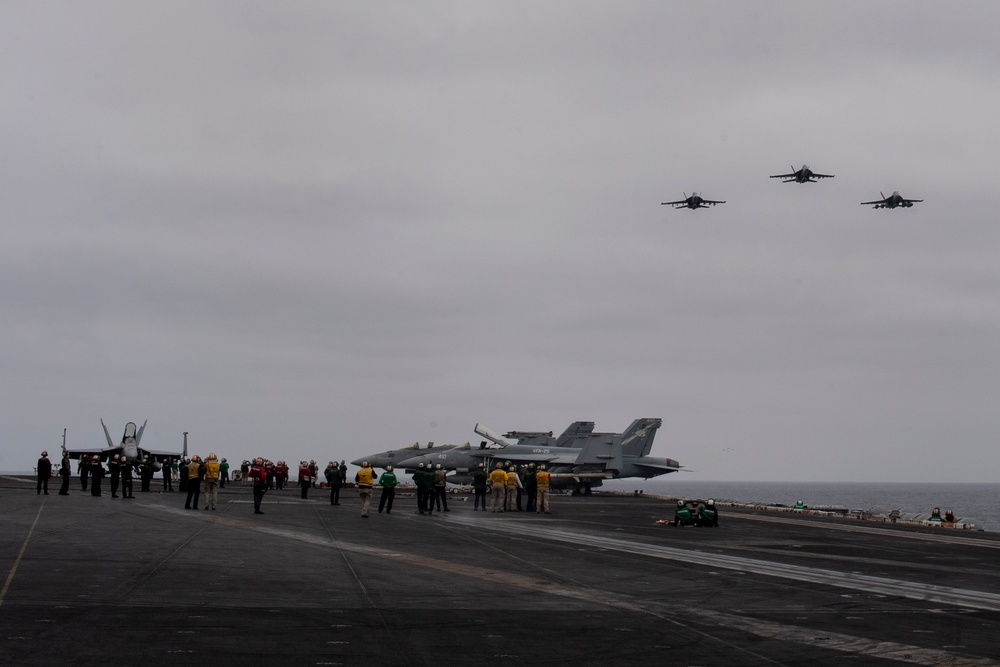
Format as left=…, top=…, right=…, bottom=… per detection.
left=204, top=461, right=220, bottom=480
left=535, top=471, right=551, bottom=488
left=355, top=468, right=375, bottom=487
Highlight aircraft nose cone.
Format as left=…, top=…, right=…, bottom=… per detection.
left=349, top=457, right=366, bottom=466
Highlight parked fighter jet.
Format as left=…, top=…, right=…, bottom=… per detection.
left=354, top=422, right=597, bottom=469
left=861, top=191, right=923, bottom=209
left=62, top=420, right=182, bottom=464
left=661, top=193, right=725, bottom=209
left=352, top=442, right=458, bottom=470
left=399, top=418, right=680, bottom=494
left=769, top=164, right=834, bottom=183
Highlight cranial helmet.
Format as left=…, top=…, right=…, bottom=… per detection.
left=41, top=450, right=48, bottom=456
left=677, top=500, right=686, bottom=507
left=707, top=498, right=715, bottom=506
left=386, top=465, right=393, bottom=471
left=435, top=464, right=442, bottom=469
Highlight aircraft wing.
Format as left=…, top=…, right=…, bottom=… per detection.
left=860, top=198, right=887, bottom=206
left=769, top=172, right=796, bottom=179
left=902, top=198, right=923, bottom=204
left=141, top=448, right=182, bottom=462
left=811, top=173, right=834, bottom=179
left=701, top=199, right=725, bottom=205
left=63, top=447, right=113, bottom=460
left=660, top=199, right=686, bottom=206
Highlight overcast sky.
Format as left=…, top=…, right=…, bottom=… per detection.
left=3, top=3, right=998, bottom=482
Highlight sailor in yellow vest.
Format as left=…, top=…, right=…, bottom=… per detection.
left=355, top=461, right=376, bottom=518
left=203, top=453, right=221, bottom=510
left=535, top=464, right=552, bottom=514
left=504, top=462, right=522, bottom=512
left=489, top=463, right=508, bottom=513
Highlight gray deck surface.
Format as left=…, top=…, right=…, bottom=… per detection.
left=2, top=476, right=999, bottom=666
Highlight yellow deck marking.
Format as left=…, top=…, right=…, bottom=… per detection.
left=0, top=501, right=45, bottom=607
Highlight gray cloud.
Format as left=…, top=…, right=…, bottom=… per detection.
left=3, top=3, right=998, bottom=481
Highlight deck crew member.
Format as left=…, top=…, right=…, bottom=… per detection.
left=355, top=461, right=376, bottom=518
left=535, top=465, right=552, bottom=514
left=90, top=456, right=105, bottom=497
left=58, top=453, right=71, bottom=495
left=471, top=463, right=488, bottom=511
left=504, top=463, right=522, bottom=512
left=203, top=453, right=221, bottom=510
left=698, top=499, right=719, bottom=527
left=298, top=460, right=313, bottom=499
left=673, top=499, right=694, bottom=526
left=36, top=451, right=52, bottom=495
left=378, top=466, right=398, bottom=514
left=249, top=457, right=267, bottom=514
left=120, top=460, right=134, bottom=498
left=325, top=461, right=342, bottom=505
left=433, top=464, right=449, bottom=512
left=108, top=454, right=121, bottom=498
left=489, top=463, right=508, bottom=513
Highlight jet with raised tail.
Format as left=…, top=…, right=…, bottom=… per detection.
left=399, top=418, right=681, bottom=494
left=62, top=420, right=182, bottom=464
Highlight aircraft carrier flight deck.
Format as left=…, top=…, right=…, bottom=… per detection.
left=2, top=477, right=999, bottom=666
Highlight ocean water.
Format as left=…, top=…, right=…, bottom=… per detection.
left=603, top=479, right=1000, bottom=532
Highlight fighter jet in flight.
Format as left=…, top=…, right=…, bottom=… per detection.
left=861, top=191, right=924, bottom=209
left=769, top=164, right=835, bottom=183
left=661, top=192, right=725, bottom=209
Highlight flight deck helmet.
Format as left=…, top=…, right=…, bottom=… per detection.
left=677, top=500, right=686, bottom=507
left=706, top=498, right=715, bottom=506
left=418, top=462, right=425, bottom=469
left=386, top=465, right=393, bottom=472
left=41, top=450, right=48, bottom=457
left=435, top=464, right=442, bottom=469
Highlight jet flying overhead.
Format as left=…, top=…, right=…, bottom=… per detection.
left=769, top=164, right=834, bottom=183
left=861, top=191, right=923, bottom=209
left=661, top=192, right=725, bottom=209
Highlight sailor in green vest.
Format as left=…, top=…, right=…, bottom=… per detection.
left=793, top=499, right=807, bottom=510
left=377, top=465, right=398, bottom=514
left=673, top=499, right=694, bottom=526
left=697, top=498, right=719, bottom=527
left=928, top=507, right=943, bottom=522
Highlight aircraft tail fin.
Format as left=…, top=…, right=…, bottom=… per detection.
left=136, top=420, right=147, bottom=446
left=101, top=419, right=114, bottom=449
left=573, top=433, right=623, bottom=472
left=621, top=418, right=662, bottom=457
left=556, top=421, right=595, bottom=447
